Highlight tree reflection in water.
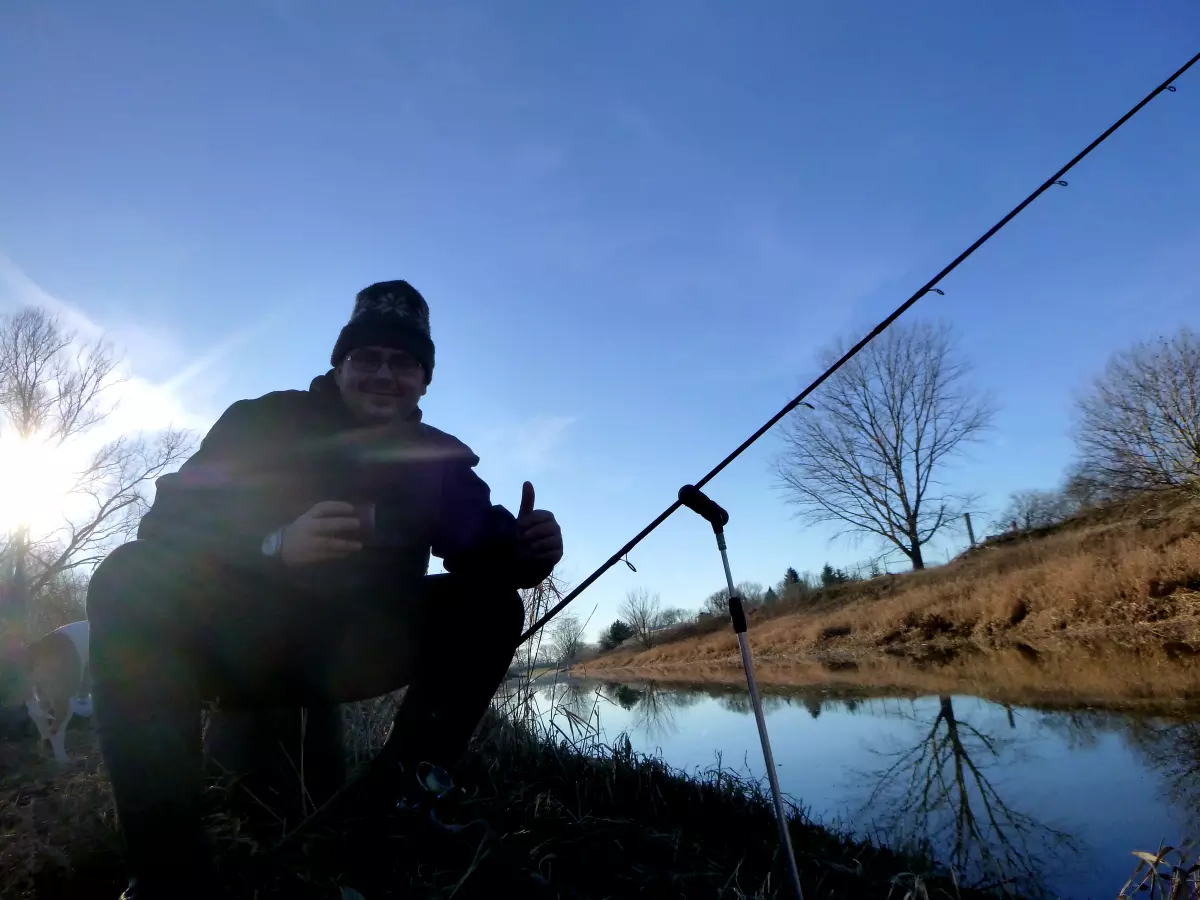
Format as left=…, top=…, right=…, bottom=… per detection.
left=604, top=682, right=839, bottom=746
left=1031, top=704, right=1200, bottom=833
left=1126, top=717, right=1200, bottom=831
left=602, top=682, right=838, bottom=731
left=565, top=679, right=1200, bottom=896
left=536, top=678, right=605, bottom=745
left=858, top=695, right=1075, bottom=897
left=598, top=681, right=707, bottom=744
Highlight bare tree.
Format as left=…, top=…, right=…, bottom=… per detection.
left=619, top=587, right=662, bottom=649
left=654, top=606, right=689, bottom=628
left=703, top=588, right=731, bottom=616
left=548, top=612, right=586, bottom=666
left=0, top=308, right=193, bottom=631
left=25, top=568, right=88, bottom=637
left=775, top=321, right=993, bottom=570
left=703, top=581, right=765, bottom=615
left=1073, top=327, right=1200, bottom=495
left=1061, top=463, right=1110, bottom=511
left=992, top=488, right=1071, bottom=533
left=734, top=581, right=764, bottom=605
left=512, top=572, right=569, bottom=673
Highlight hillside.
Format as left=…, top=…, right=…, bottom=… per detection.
left=579, top=487, right=1200, bottom=703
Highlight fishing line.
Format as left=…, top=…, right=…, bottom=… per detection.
left=520, top=49, right=1200, bottom=643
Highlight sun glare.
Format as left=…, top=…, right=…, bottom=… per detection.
left=0, top=433, right=80, bottom=535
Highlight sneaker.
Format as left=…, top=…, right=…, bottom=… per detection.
left=116, top=836, right=218, bottom=899
left=118, top=872, right=215, bottom=900
left=318, top=758, right=454, bottom=824
left=394, top=762, right=496, bottom=844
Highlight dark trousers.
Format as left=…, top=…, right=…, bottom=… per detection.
left=86, top=540, right=523, bottom=883
left=202, top=702, right=347, bottom=817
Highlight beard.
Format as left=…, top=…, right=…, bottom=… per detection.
left=349, top=376, right=418, bottom=422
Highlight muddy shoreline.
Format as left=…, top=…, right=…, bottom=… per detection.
left=575, top=632, right=1200, bottom=712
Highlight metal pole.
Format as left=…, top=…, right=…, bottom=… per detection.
left=679, top=486, right=804, bottom=900
left=963, top=512, right=976, bottom=547
left=719, top=536, right=804, bottom=899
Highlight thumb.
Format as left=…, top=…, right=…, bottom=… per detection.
left=519, top=481, right=535, bottom=519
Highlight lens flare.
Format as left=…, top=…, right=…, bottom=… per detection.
left=0, top=433, right=80, bottom=535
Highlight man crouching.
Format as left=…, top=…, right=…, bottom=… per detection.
left=86, top=280, right=564, bottom=899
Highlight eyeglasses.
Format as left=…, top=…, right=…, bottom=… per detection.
left=344, top=348, right=423, bottom=376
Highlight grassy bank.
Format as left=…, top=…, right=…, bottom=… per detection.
left=2, top=696, right=987, bottom=900
left=581, top=488, right=1200, bottom=692
left=576, top=638, right=1200, bottom=711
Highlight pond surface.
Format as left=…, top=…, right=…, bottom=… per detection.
left=529, top=676, right=1200, bottom=899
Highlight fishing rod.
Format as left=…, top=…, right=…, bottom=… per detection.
left=520, top=49, right=1199, bottom=644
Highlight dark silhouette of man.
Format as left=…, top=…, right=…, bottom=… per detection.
left=87, top=280, right=564, bottom=898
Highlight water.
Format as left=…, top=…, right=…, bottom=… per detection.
left=528, top=677, right=1200, bottom=899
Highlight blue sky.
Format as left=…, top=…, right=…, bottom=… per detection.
left=2, top=1, right=1198, bottom=638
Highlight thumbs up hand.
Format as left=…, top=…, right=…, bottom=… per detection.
left=515, top=481, right=563, bottom=567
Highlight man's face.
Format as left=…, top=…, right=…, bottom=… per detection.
left=334, top=345, right=428, bottom=424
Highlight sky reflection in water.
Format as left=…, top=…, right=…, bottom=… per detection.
left=532, top=678, right=1200, bottom=899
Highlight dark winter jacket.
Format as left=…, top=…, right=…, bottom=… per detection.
left=137, top=372, right=551, bottom=589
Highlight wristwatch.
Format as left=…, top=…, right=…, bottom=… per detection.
left=261, top=527, right=285, bottom=559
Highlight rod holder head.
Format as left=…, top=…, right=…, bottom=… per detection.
left=727, top=592, right=748, bottom=634
left=678, top=484, right=729, bottom=530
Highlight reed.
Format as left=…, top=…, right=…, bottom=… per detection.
left=1118, top=842, right=1200, bottom=898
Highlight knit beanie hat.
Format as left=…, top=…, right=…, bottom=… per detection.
left=330, top=280, right=435, bottom=383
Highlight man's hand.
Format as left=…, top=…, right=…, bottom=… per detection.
left=281, top=501, right=363, bottom=567
left=516, top=482, right=563, bottom=567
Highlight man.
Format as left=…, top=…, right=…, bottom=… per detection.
left=86, top=280, right=564, bottom=899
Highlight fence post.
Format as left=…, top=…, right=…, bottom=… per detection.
left=963, top=512, right=977, bottom=547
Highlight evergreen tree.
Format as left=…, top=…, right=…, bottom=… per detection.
left=599, top=619, right=635, bottom=651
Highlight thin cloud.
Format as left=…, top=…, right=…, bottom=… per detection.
left=474, top=415, right=579, bottom=474
left=162, top=307, right=289, bottom=394
left=0, top=255, right=271, bottom=443
left=0, top=255, right=107, bottom=339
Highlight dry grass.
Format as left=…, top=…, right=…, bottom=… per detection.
left=583, top=488, right=1200, bottom=689
left=0, top=691, right=989, bottom=899
left=0, top=729, right=122, bottom=898
left=1118, top=842, right=1200, bottom=898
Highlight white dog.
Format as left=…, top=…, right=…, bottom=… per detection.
left=3, top=620, right=93, bottom=762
